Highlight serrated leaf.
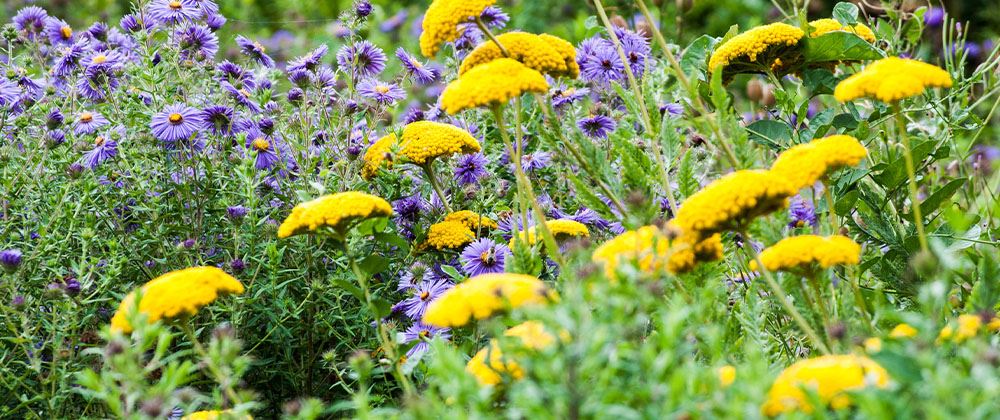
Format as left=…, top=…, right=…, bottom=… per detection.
left=677, top=150, right=697, bottom=198
left=746, top=120, right=791, bottom=150
left=567, top=172, right=614, bottom=217
left=803, top=32, right=884, bottom=63
left=680, top=35, right=715, bottom=81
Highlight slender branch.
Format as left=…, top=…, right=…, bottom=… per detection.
left=893, top=104, right=930, bottom=253
left=422, top=163, right=453, bottom=214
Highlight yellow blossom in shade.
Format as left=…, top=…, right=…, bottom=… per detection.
left=864, top=337, right=883, bottom=353
left=361, top=134, right=397, bottom=179
left=938, top=314, right=983, bottom=343
left=440, top=58, right=550, bottom=114
left=181, top=410, right=252, bottom=420
left=988, top=318, right=1000, bottom=332
left=398, top=121, right=481, bottom=165
left=419, top=0, right=497, bottom=58
left=423, top=273, right=556, bottom=327
left=673, top=170, right=797, bottom=240
left=809, top=18, right=876, bottom=43
left=110, top=267, right=245, bottom=333
left=444, top=210, right=498, bottom=231
left=538, top=34, right=580, bottom=79
left=425, top=220, right=476, bottom=250
left=761, top=354, right=890, bottom=416
left=459, top=32, right=569, bottom=77
left=718, top=365, right=737, bottom=387
left=592, top=225, right=674, bottom=278
left=770, top=135, right=868, bottom=190
left=277, top=192, right=393, bottom=239
left=708, top=23, right=805, bottom=72
left=889, top=323, right=918, bottom=339
left=465, top=321, right=556, bottom=385
left=834, top=57, right=953, bottom=103
left=509, top=219, right=589, bottom=248
left=750, top=235, right=861, bottom=273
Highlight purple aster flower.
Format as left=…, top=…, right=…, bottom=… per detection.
left=578, top=114, right=617, bottom=139
left=924, top=7, right=945, bottom=28
left=393, top=279, right=452, bottom=320
left=454, top=152, right=488, bottom=185
left=357, top=79, right=406, bottom=105
left=148, top=0, right=201, bottom=25
left=460, top=238, right=510, bottom=276
left=86, top=22, right=110, bottom=42
left=970, top=144, right=999, bottom=175
left=13, top=7, right=49, bottom=40
left=246, top=134, right=289, bottom=171
left=355, top=0, right=373, bottom=18
left=551, top=85, right=589, bottom=108
left=227, top=205, right=249, bottom=220
left=52, top=39, right=90, bottom=77
left=380, top=10, right=408, bottom=33
left=398, top=261, right=439, bottom=291
left=220, top=81, right=262, bottom=113
left=0, top=80, right=20, bottom=109
left=0, top=249, right=23, bottom=272
left=200, top=105, right=234, bottom=136
left=401, top=323, right=451, bottom=358
left=396, top=48, right=438, bottom=84
left=151, top=104, right=203, bottom=143
left=660, top=102, right=684, bottom=118
left=174, top=24, right=218, bottom=61
left=73, top=111, right=109, bottom=136
left=567, top=207, right=612, bottom=231
left=45, top=17, right=75, bottom=45
left=578, top=38, right=624, bottom=84
left=520, top=151, right=552, bottom=172
left=614, top=27, right=651, bottom=78
left=787, top=195, right=817, bottom=228
left=46, top=129, right=67, bottom=146
left=216, top=60, right=247, bottom=83
left=205, top=11, right=226, bottom=31
left=337, top=40, right=386, bottom=79
left=120, top=13, right=155, bottom=33
left=79, top=136, right=118, bottom=169
left=393, top=195, right=426, bottom=223
left=77, top=58, right=122, bottom=101
left=287, top=45, right=328, bottom=73
left=235, top=35, right=275, bottom=67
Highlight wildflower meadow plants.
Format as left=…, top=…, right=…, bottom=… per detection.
left=1, top=0, right=999, bottom=418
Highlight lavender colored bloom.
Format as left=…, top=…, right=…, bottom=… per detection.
left=551, top=85, right=589, bottom=108
left=235, top=35, right=276, bottom=68
left=13, top=7, right=49, bottom=40
left=151, top=104, right=203, bottom=142
left=578, top=40, right=624, bottom=84
left=454, top=152, right=488, bottom=185
left=287, top=45, right=328, bottom=73
left=200, top=105, right=234, bottom=136
left=46, top=130, right=67, bottom=146
left=77, top=57, right=122, bottom=101
left=787, top=195, right=817, bottom=228
left=578, top=115, right=617, bottom=139
left=924, top=7, right=945, bottom=27
left=357, top=79, right=406, bottom=105
left=216, top=60, right=247, bottom=83
left=614, top=27, right=651, bottom=78
left=86, top=22, right=110, bottom=42
left=63, top=277, right=81, bottom=297
left=520, top=152, right=552, bottom=172
left=45, top=17, right=75, bottom=45
left=148, top=0, right=201, bottom=25
left=47, top=109, right=65, bottom=129
left=477, top=6, right=510, bottom=29
left=396, top=48, right=438, bottom=84
left=79, top=137, right=118, bottom=169
left=393, top=195, right=426, bottom=223
left=460, top=238, right=510, bottom=276
left=175, top=24, right=218, bottom=61
left=120, top=13, right=154, bottom=33
left=397, top=261, right=439, bottom=291
left=401, top=323, right=451, bottom=358
left=73, top=111, right=109, bottom=136
left=393, top=279, right=452, bottom=320
left=53, top=39, right=90, bottom=76
left=355, top=0, right=373, bottom=18
left=227, top=205, right=249, bottom=220
left=337, top=40, right=386, bottom=79
left=0, top=80, right=19, bottom=109
left=205, top=11, right=226, bottom=31
left=970, top=144, right=999, bottom=175
left=660, top=102, right=684, bottom=118
left=380, top=10, right=408, bottom=33
left=220, top=81, right=262, bottom=113
left=0, top=249, right=22, bottom=272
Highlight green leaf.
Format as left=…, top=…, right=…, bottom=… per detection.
left=802, top=68, right=838, bottom=95
left=332, top=277, right=365, bottom=301
left=802, top=32, right=884, bottom=63
left=358, top=255, right=389, bottom=277
left=374, top=232, right=410, bottom=254
left=745, top=120, right=791, bottom=150
left=372, top=298, right=393, bottom=319
left=833, top=2, right=859, bottom=25
left=439, top=264, right=464, bottom=282
left=913, top=178, right=966, bottom=219
left=832, top=113, right=859, bottom=131
left=835, top=190, right=860, bottom=215
left=680, top=35, right=715, bottom=81
left=868, top=351, right=923, bottom=385
left=677, top=150, right=697, bottom=198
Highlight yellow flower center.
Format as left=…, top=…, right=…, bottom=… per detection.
left=561, top=88, right=575, bottom=97
left=375, top=85, right=391, bottom=94
left=419, top=330, right=430, bottom=338
left=480, top=250, right=495, bottom=264
left=254, top=42, right=266, bottom=52
left=80, top=112, right=93, bottom=123
left=168, top=113, right=183, bottom=124
left=60, top=26, right=72, bottom=40
left=169, top=1, right=183, bottom=10
left=420, top=291, right=430, bottom=301
left=252, top=138, right=270, bottom=151
left=92, top=54, right=108, bottom=64
left=95, top=136, right=106, bottom=146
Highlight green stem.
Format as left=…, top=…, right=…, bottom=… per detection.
left=893, top=104, right=930, bottom=253
left=422, top=163, right=453, bottom=214
left=180, top=320, right=242, bottom=406
left=822, top=183, right=839, bottom=233
left=475, top=17, right=509, bottom=57
left=748, top=249, right=831, bottom=355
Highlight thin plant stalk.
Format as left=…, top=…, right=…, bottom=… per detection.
left=180, top=320, right=242, bottom=405
left=421, top=163, right=453, bottom=214
left=892, top=104, right=930, bottom=253
left=822, top=182, right=839, bottom=232
left=746, top=247, right=831, bottom=355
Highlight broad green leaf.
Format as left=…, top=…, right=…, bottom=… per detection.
left=680, top=35, right=715, bottom=81
left=802, top=68, right=838, bottom=95
left=746, top=120, right=791, bottom=150
left=833, top=2, right=860, bottom=25
left=914, top=178, right=966, bottom=219
left=359, top=254, right=389, bottom=277
left=803, top=32, right=884, bottom=63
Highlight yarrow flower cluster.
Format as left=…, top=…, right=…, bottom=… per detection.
left=769, top=135, right=868, bottom=190
left=398, top=121, right=482, bottom=165
left=419, top=0, right=497, bottom=58
left=673, top=170, right=797, bottom=240
left=277, top=192, right=394, bottom=239
left=423, top=273, right=556, bottom=327
left=466, top=321, right=556, bottom=385
left=808, top=18, right=876, bottom=43
left=110, top=267, right=245, bottom=333
left=708, top=23, right=805, bottom=73
left=509, top=219, right=590, bottom=248
left=459, top=32, right=577, bottom=78
left=762, top=354, right=890, bottom=416
left=834, top=57, right=953, bottom=103
left=440, top=58, right=549, bottom=114
left=750, top=235, right=861, bottom=273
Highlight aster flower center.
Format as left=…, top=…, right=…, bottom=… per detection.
left=168, top=113, right=184, bottom=124
left=95, top=136, right=106, bottom=146
left=419, top=330, right=430, bottom=338
left=80, top=113, right=93, bottom=123
left=419, top=291, right=430, bottom=301
left=169, top=1, right=183, bottom=10
left=479, top=250, right=496, bottom=264
left=252, top=138, right=271, bottom=151
left=561, top=88, right=576, bottom=97
left=254, top=42, right=266, bottom=52
left=60, top=26, right=72, bottom=39
left=375, top=85, right=391, bottom=94
left=92, top=54, right=107, bottom=64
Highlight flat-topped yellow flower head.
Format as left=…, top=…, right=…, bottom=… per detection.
left=889, top=323, right=918, bottom=339
left=466, top=321, right=556, bottom=386
left=538, top=34, right=580, bottom=79
left=278, top=192, right=393, bottom=239
left=509, top=219, right=590, bottom=248
left=399, top=121, right=481, bottom=165
left=361, top=134, right=397, bottom=179
left=762, top=354, right=890, bottom=416
left=181, top=411, right=252, bottom=420
left=770, top=135, right=868, bottom=190
left=423, top=273, right=556, bottom=327
left=673, top=170, right=797, bottom=240
left=667, top=232, right=725, bottom=274
left=592, top=225, right=723, bottom=278
left=444, top=210, right=498, bottom=231
left=834, top=57, right=953, bottom=103
left=441, top=58, right=549, bottom=114
left=419, top=0, right=497, bottom=58
left=750, top=235, right=861, bottom=273
left=809, top=18, right=876, bottom=43
left=708, top=23, right=805, bottom=73
left=425, top=220, right=476, bottom=250
left=110, top=267, right=245, bottom=333
left=460, top=32, right=574, bottom=78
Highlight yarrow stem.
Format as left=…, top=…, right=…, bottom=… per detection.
left=475, top=16, right=509, bottom=57
left=422, top=163, right=454, bottom=214
left=179, top=319, right=242, bottom=406
left=892, top=104, right=930, bottom=253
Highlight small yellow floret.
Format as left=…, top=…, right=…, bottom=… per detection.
left=110, top=267, right=245, bottom=333
left=809, top=18, right=876, bottom=43
left=440, top=58, right=549, bottom=114
left=361, top=134, right=397, bottom=179
left=399, top=121, right=481, bottom=165
left=459, top=32, right=573, bottom=78
left=509, top=219, right=589, bottom=248
left=888, top=323, right=918, bottom=339
left=277, top=192, right=394, bottom=239
left=834, top=57, right=953, bottom=103
left=673, top=170, right=797, bottom=240
left=419, top=0, right=497, bottom=58
left=423, top=273, right=556, bottom=327
left=761, top=354, right=890, bottom=416
left=708, top=23, right=805, bottom=72
left=770, top=135, right=868, bottom=190
left=425, top=220, right=476, bottom=250
left=465, top=321, right=556, bottom=386
left=444, top=210, right=498, bottom=231
left=751, top=235, right=861, bottom=273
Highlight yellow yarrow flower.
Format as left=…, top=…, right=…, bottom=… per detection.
left=888, top=323, right=918, bottom=339
left=459, top=32, right=574, bottom=78
left=750, top=235, right=861, bottom=273
left=509, top=219, right=589, bottom=248
left=538, top=34, right=580, bottom=79
left=708, top=23, right=805, bottom=72
left=673, top=170, right=797, bottom=240
left=761, top=354, right=890, bottom=416
left=809, top=18, right=876, bottom=43
left=361, top=133, right=397, bottom=179
left=718, top=365, right=737, bottom=388
left=440, top=58, right=549, bottom=114
left=770, top=135, right=868, bottom=190
left=591, top=225, right=722, bottom=278
left=668, top=232, right=725, bottom=274
left=425, top=220, right=476, bottom=250
left=423, top=273, right=556, bottom=327
left=466, top=321, right=556, bottom=386
left=419, top=0, right=497, bottom=58
left=834, top=57, right=953, bottom=103
left=444, top=210, right=498, bottom=231
left=277, top=192, right=393, bottom=239
left=181, top=410, right=252, bottom=420
left=399, top=121, right=481, bottom=165
left=110, top=267, right=245, bottom=333
left=863, top=337, right=883, bottom=353
left=938, top=314, right=983, bottom=343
